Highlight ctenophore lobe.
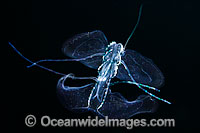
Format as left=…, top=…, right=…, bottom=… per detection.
left=57, top=75, right=157, bottom=118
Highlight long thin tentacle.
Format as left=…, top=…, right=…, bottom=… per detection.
left=9, top=42, right=66, bottom=76
left=27, top=52, right=104, bottom=68
left=124, top=4, right=143, bottom=50
left=110, top=80, right=160, bottom=92
left=121, top=60, right=171, bottom=104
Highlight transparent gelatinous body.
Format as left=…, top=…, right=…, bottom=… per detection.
left=9, top=30, right=169, bottom=118
left=56, top=30, right=167, bottom=118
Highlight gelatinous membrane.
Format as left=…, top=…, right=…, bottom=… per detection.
left=116, top=49, right=164, bottom=88
left=57, top=74, right=157, bottom=118
left=62, top=30, right=107, bottom=69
